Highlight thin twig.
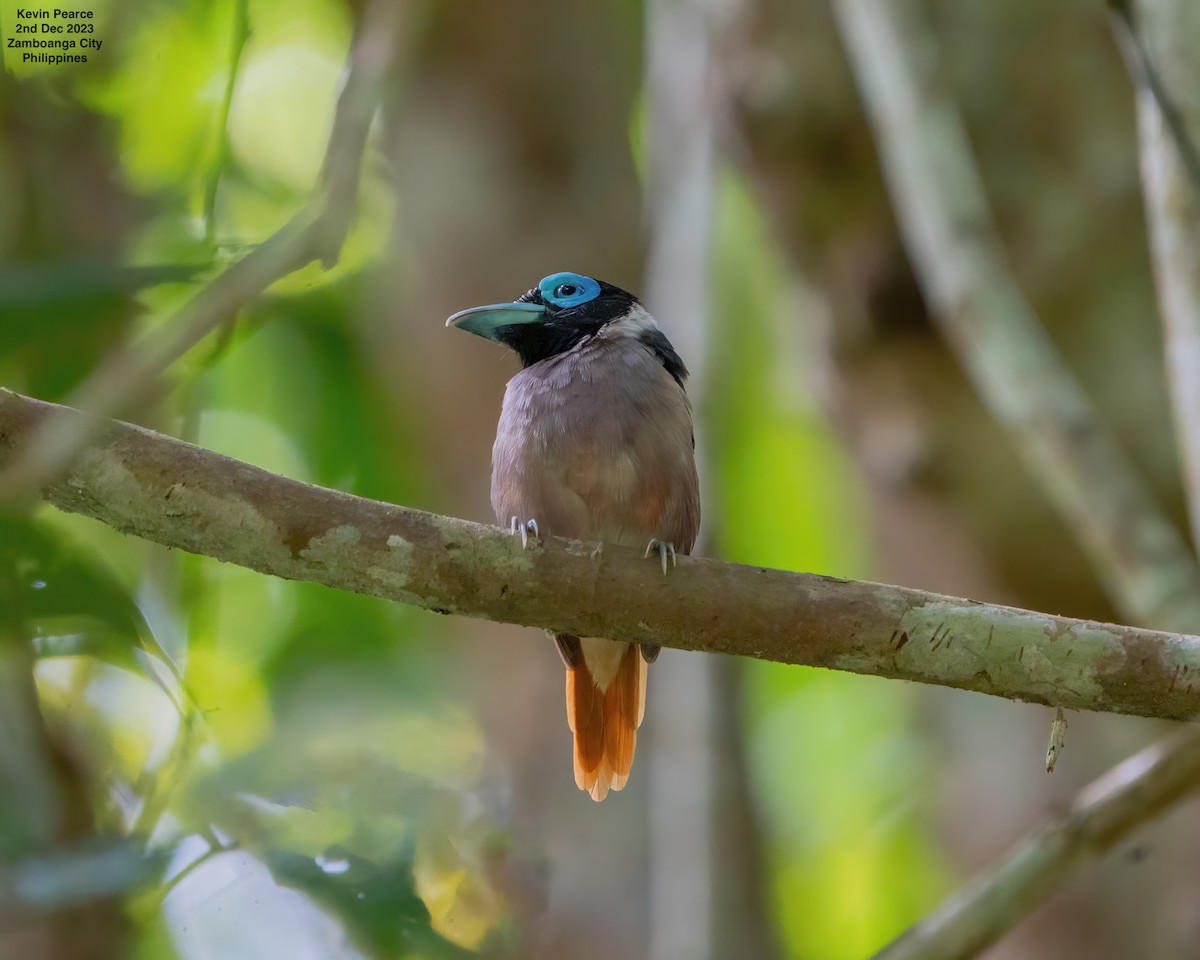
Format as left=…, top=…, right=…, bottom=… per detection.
left=872, top=725, right=1200, bottom=960
left=0, top=0, right=404, bottom=504
left=5, top=388, right=1200, bottom=723
left=131, top=710, right=203, bottom=839
left=1109, top=1, right=1200, bottom=195
left=1112, top=0, right=1200, bottom=552
left=203, top=0, right=250, bottom=247
left=150, top=837, right=233, bottom=909
left=832, top=0, right=1200, bottom=635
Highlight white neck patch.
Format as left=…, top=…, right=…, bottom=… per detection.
left=601, top=303, right=660, bottom=339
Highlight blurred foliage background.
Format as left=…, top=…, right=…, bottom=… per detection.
left=2, top=0, right=1199, bottom=958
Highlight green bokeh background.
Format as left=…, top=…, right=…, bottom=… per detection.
left=2, top=1, right=1193, bottom=958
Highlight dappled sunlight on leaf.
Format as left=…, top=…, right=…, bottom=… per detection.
left=187, top=646, right=273, bottom=756
left=265, top=845, right=476, bottom=960
left=215, top=576, right=297, bottom=666
left=227, top=45, right=342, bottom=195
left=237, top=796, right=357, bottom=859
left=413, top=811, right=508, bottom=952
left=35, top=657, right=181, bottom=795
left=86, top=0, right=234, bottom=196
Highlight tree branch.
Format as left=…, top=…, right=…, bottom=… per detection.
left=4, top=388, right=1200, bottom=722
left=873, top=724, right=1200, bottom=960
left=833, top=0, right=1200, bottom=634
left=1115, top=0, right=1200, bottom=552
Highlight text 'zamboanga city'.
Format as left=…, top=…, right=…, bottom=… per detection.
left=9, top=7, right=101, bottom=63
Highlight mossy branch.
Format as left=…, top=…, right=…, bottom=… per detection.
left=3, top=389, right=1200, bottom=723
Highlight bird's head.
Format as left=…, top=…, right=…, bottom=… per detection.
left=446, top=272, right=677, bottom=373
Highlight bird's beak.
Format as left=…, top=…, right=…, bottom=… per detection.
left=445, top=302, right=544, bottom=341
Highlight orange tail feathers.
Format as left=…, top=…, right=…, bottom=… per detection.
left=564, top=641, right=648, bottom=802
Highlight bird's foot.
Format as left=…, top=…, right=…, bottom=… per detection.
left=509, top=516, right=540, bottom=549
left=644, top=538, right=677, bottom=576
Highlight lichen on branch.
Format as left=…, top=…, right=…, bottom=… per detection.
left=4, top=389, right=1199, bottom=723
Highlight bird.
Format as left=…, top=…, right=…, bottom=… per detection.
left=446, top=271, right=700, bottom=801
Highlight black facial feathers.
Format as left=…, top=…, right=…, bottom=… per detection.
left=494, top=278, right=687, bottom=389
left=494, top=279, right=636, bottom=368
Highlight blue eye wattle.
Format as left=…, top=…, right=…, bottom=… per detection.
left=539, top=272, right=600, bottom=309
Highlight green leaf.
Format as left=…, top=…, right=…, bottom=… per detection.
left=267, top=847, right=477, bottom=960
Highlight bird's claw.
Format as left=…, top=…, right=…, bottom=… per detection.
left=644, top=539, right=677, bottom=576
left=509, top=516, right=540, bottom=549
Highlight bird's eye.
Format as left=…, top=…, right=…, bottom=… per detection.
left=538, top=272, right=601, bottom=308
